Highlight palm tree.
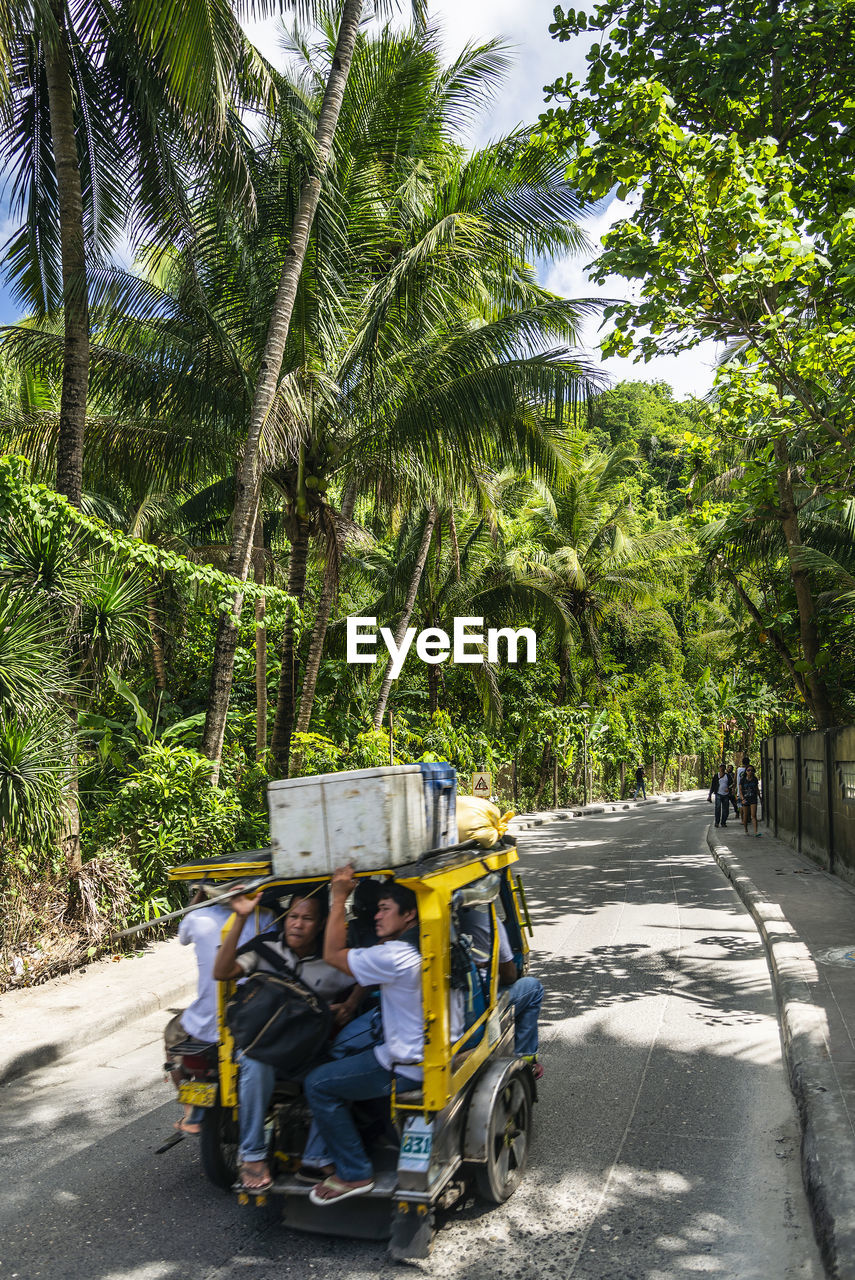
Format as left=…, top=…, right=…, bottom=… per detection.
left=0, top=0, right=276, bottom=508
left=202, top=0, right=429, bottom=769
left=3, top=21, right=601, bottom=781
left=515, top=444, right=687, bottom=675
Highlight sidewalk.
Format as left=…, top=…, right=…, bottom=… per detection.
left=508, top=791, right=682, bottom=831
left=708, top=820, right=855, bottom=1280
left=0, top=936, right=195, bottom=1086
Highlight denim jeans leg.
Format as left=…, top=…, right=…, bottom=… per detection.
left=503, top=976, right=544, bottom=1055
left=237, top=1049, right=276, bottom=1163
left=304, top=1049, right=419, bottom=1183
left=302, top=1010, right=381, bottom=1167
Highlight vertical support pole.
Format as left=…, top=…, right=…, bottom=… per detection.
left=773, top=735, right=779, bottom=836
left=620, top=760, right=626, bottom=798
left=553, top=753, right=558, bottom=808
left=761, top=739, right=769, bottom=826
left=825, top=728, right=836, bottom=875
left=795, top=733, right=803, bottom=853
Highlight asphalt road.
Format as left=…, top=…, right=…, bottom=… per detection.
left=0, top=796, right=824, bottom=1280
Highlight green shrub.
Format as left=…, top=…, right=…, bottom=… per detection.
left=88, top=741, right=242, bottom=897
left=0, top=709, right=69, bottom=842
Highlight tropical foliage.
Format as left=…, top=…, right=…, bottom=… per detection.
left=1, top=3, right=849, bottom=985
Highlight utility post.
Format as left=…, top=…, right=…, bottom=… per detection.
left=580, top=702, right=590, bottom=806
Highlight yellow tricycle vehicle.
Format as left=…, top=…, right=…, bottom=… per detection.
left=167, top=832, right=537, bottom=1260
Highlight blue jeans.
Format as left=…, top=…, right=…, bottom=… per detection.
left=237, top=1049, right=276, bottom=1163
left=633, top=783, right=646, bottom=798
left=302, top=1009, right=382, bottom=1168
left=304, top=1049, right=420, bottom=1182
left=714, top=794, right=729, bottom=825
left=503, top=975, right=543, bottom=1055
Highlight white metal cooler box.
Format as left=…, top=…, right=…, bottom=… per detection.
left=268, top=765, right=428, bottom=877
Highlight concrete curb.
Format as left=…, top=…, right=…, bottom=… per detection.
left=509, top=793, right=683, bottom=831
left=0, top=938, right=196, bottom=1087
left=707, top=826, right=855, bottom=1280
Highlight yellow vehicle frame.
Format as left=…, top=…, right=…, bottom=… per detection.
left=172, top=843, right=529, bottom=1118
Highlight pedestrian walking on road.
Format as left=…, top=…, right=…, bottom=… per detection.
left=633, top=764, right=647, bottom=799
left=740, top=765, right=762, bottom=837
left=725, top=764, right=740, bottom=823
left=707, top=764, right=731, bottom=828
left=736, top=755, right=751, bottom=831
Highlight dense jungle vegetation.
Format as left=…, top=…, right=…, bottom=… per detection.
left=1, top=1, right=853, bottom=985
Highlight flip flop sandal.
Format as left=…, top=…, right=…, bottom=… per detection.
left=236, top=1164, right=273, bottom=1193
left=173, top=1120, right=202, bottom=1136
left=309, top=1175, right=375, bottom=1206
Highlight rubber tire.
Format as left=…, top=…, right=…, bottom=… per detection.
left=474, top=1071, right=533, bottom=1204
left=200, top=1104, right=240, bottom=1191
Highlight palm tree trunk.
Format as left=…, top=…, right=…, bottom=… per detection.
left=45, top=3, right=88, bottom=867
left=427, top=659, right=439, bottom=716
left=147, top=580, right=166, bottom=692
left=44, top=1, right=89, bottom=507
left=534, top=737, right=553, bottom=806
left=773, top=437, right=834, bottom=728
left=372, top=505, right=438, bottom=730
left=295, top=553, right=336, bottom=736
left=201, top=0, right=365, bottom=770
left=270, top=520, right=311, bottom=777
left=253, top=514, right=267, bottom=763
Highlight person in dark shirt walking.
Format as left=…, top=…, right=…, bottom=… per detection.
left=740, top=765, right=762, bottom=837
left=633, top=765, right=646, bottom=799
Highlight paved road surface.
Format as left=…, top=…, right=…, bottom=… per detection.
left=0, top=796, right=823, bottom=1279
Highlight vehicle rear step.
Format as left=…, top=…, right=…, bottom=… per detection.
left=271, top=1170, right=399, bottom=1198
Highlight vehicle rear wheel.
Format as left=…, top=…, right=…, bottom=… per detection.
left=474, top=1072, right=532, bottom=1203
left=200, top=1104, right=239, bottom=1190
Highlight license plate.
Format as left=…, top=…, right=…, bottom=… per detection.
left=179, top=1082, right=217, bottom=1107
left=398, top=1117, right=433, bottom=1171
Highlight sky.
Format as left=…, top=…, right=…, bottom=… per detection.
left=0, top=0, right=718, bottom=397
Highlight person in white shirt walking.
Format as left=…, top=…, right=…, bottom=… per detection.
left=707, top=764, right=732, bottom=828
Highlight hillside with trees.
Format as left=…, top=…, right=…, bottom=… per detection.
left=1, top=3, right=851, bottom=986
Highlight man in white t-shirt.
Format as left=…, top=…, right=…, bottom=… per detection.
left=304, top=866, right=428, bottom=1206
left=164, top=887, right=273, bottom=1135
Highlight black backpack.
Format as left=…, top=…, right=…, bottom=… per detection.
left=225, top=939, right=334, bottom=1073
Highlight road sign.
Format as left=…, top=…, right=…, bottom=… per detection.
left=471, top=771, right=492, bottom=797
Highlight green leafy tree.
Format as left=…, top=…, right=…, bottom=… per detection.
left=539, top=1, right=855, bottom=725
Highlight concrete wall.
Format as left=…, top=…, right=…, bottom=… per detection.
left=762, top=727, right=855, bottom=886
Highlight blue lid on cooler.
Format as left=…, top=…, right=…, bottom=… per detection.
left=418, top=762, right=457, bottom=850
